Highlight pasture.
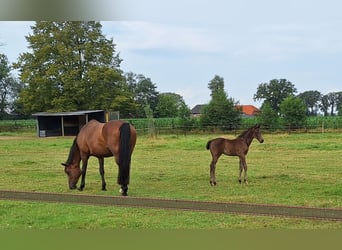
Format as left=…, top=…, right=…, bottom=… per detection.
left=0, top=130, right=341, bottom=229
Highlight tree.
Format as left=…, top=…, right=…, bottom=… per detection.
left=200, top=75, right=240, bottom=129
left=336, top=92, right=342, bottom=116
left=14, top=21, right=130, bottom=114
left=127, top=73, right=159, bottom=118
left=297, top=90, right=321, bottom=116
left=280, top=96, right=306, bottom=129
left=257, top=102, right=279, bottom=130
left=254, top=79, right=297, bottom=114
left=319, top=92, right=342, bottom=116
left=208, top=75, right=224, bottom=95
left=155, top=92, right=189, bottom=118
left=0, top=54, right=24, bottom=119
left=0, top=54, right=11, bottom=118
left=326, top=92, right=340, bottom=116
left=319, top=94, right=330, bottom=116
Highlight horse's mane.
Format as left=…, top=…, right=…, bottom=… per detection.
left=237, top=126, right=254, bottom=138
left=65, top=137, right=79, bottom=165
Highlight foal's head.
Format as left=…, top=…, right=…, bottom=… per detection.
left=252, top=124, right=264, bottom=143
left=61, top=138, right=81, bottom=189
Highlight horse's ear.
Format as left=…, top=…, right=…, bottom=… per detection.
left=255, top=124, right=260, bottom=128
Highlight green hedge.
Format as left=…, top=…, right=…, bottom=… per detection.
left=0, top=119, right=36, bottom=132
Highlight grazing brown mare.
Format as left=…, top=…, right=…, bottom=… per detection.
left=62, top=119, right=136, bottom=196
left=206, top=124, right=264, bottom=186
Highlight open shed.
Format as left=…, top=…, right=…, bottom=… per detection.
left=32, top=110, right=105, bottom=137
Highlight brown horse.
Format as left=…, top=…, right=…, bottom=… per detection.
left=62, top=119, right=136, bottom=196
left=206, top=124, right=264, bottom=186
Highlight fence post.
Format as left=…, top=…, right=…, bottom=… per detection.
left=321, top=120, right=324, bottom=134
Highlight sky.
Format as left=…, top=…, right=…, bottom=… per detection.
left=1, top=0, right=342, bottom=109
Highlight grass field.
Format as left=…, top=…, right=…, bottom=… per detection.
left=0, top=130, right=341, bottom=229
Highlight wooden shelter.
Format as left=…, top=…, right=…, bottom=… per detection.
left=32, top=110, right=105, bottom=137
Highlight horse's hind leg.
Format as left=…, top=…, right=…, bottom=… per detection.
left=238, top=156, right=248, bottom=184
left=238, top=158, right=243, bottom=183
left=243, top=160, right=248, bottom=184
left=98, top=157, right=107, bottom=191
left=210, top=155, right=219, bottom=186
left=114, top=156, right=129, bottom=196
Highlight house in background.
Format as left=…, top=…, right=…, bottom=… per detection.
left=191, top=104, right=260, bottom=118
left=235, top=105, right=260, bottom=117
left=190, top=104, right=207, bottom=117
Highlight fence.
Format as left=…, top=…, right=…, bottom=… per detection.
left=1, top=116, right=342, bottom=134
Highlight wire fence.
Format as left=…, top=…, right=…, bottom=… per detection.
left=1, top=116, right=342, bottom=134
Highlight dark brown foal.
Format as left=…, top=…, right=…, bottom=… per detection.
left=206, top=124, right=264, bottom=186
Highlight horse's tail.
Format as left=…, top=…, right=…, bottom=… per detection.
left=118, top=122, right=132, bottom=186
left=206, top=140, right=212, bottom=150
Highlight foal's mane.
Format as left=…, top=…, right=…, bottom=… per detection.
left=65, top=137, right=79, bottom=165
left=237, top=126, right=254, bottom=139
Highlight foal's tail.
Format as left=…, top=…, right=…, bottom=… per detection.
left=118, top=123, right=132, bottom=186
left=206, top=140, right=212, bottom=150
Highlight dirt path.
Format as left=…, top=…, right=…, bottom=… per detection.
left=1, top=190, right=341, bottom=221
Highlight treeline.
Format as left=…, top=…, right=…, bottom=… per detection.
left=297, top=91, right=342, bottom=116
left=0, top=22, right=341, bottom=128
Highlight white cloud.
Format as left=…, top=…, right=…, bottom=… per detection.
left=103, top=21, right=223, bottom=54
left=230, top=22, right=342, bottom=62
left=0, top=21, right=33, bottom=63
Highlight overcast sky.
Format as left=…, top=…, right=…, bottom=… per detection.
left=1, top=0, right=342, bottom=108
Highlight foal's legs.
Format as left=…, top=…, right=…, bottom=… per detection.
left=98, top=157, right=107, bottom=191
left=244, top=163, right=248, bottom=184
left=238, top=158, right=243, bottom=183
left=209, top=154, right=220, bottom=186
left=238, top=156, right=248, bottom=184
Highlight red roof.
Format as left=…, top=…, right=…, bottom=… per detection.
left=235, top=105, right=260, bottom=116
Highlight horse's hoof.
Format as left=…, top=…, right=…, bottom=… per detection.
left=119, top=187, right=128, bottom=196
left=239, top=180, right=242, bottom=184
left=210, top=181, right=216, bottom=186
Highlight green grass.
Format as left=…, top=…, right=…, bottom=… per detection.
left=0, top=131, right=341, bottom=229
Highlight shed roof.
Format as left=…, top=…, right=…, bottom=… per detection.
left=32, top=110, right=104, bottom=117
left=191, top=104, right=207, bottom=114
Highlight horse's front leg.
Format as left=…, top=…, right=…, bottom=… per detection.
left=239, top=156, right=248, bottom=184
left=98, top=157, right=107, bottom=191
left=79, top=156, right=89, bottom=191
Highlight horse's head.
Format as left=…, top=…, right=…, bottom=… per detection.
left=61, top=162, right=81, bottom=189
left=253, top=124, right=264, bottom=143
